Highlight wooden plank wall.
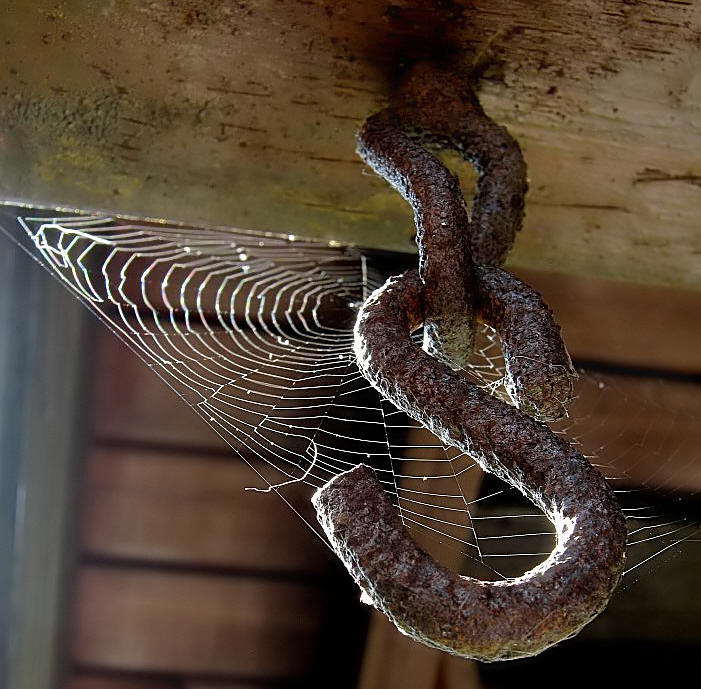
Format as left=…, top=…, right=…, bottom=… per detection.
left=64, top=329, right=366, bottom=688
left=63, top=262, right=701, bottom=689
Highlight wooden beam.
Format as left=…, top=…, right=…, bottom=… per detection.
left=513, top=268, right=701, bottom=374
left=1, top=1, right=699, bottom=288
left=91, top=328, right=229, bottom=450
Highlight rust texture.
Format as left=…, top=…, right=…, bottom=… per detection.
left=476, top=265, right=574, bottom=423
left=389, top=62, right=528, bottom=268
left=314, top=61, right=626, bottom=660
left=3, top=1, right=699, bottom=288
left=314, top=270, right=626, bottom=660
left=357, top=107, right=476, bottom=369
left=356, top=61, right=576, bottom=416
left=356, top=60, right=531, bottom=368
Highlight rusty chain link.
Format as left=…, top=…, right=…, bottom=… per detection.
left=312, top=62, right=626, bottom=661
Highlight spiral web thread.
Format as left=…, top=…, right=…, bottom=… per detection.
left=1, top=204, right=699, bottom=585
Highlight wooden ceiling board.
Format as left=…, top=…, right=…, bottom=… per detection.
left=1, top=1, right=700, bottom=287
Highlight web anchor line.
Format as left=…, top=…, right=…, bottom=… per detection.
left=312, top=61, right=627, bottom=661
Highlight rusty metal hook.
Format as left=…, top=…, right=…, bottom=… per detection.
left=312, top=62, right=626, bottom=660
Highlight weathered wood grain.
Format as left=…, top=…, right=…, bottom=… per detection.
left=0, top=1, right=699, bottom=287
left=513, top=268, right=701, bottom=374
left=67, top=674, right=269, bottom=689
left=566, top=373, right=701, bottom=495
left=66, top=676, right=178, bottom=689
left=92, top=328, right=229, bottom=450
left=358, top=616, right=449, bottom=689
left=81, top=447, right=330, bottom=574
left=71, top=566, right=324, bottom=678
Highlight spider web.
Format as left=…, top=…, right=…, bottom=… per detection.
left=1, top=203, right=699, bottom=589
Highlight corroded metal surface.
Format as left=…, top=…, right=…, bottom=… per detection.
left=476, top=265, right=575, bottom=422
left=356, top=62, right=575, bottom=410
left=314, top=61, right=624, bottom=660
left=355, top=62, right=527, bottom=369
left=357, top=106, right=477, bottom=368
left=315, top=269, right=626, bottom=660
left=388, top=62, right=528, bottom=268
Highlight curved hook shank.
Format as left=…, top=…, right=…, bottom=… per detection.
left=313, top=270, right=626, bottom=661
left=476, top=265, right=577, bottom=422
left=356, top=62, right=529, bottom=371
left=392, top=62, right=528, bottom=267
left=357, top=110, right=476, bottom=369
